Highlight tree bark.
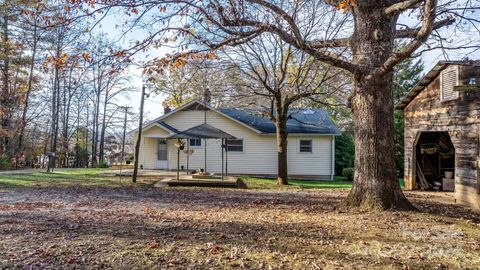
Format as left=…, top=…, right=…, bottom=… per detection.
left=17, top=15, right=38, bottom=161
left=275, top=97, right=288, bottom=185
left=91, top=69, right=102, bottom=166
left=340, top=4, right=414, bottom=210
left=132, top=85, right=146, bottom=183
left=49, top=54, right=60, bottom=170
left=0, top=8, right=12, bottom=157
left=99, top=87, right=108, bottom=163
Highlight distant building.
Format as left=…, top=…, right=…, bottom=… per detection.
left=131, top=100, right=340, bottom=179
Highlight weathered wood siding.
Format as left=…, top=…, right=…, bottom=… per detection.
left=137, top=109, right=335, bottom=179
left=403, top=64, right=480, bottom=208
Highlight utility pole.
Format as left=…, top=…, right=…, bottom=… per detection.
left=132, top=85, right=146, bottom=183
left=119, top=106, right=129, bottom=180
left=120, top=106, right=129, bottom=164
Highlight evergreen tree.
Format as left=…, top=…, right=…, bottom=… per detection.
left=335, top=132, right=355, bottom=176
left=393, top=55, right=424, bottom=177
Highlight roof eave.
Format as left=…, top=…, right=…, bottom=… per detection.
left=395, top=61, right=451, bottom=110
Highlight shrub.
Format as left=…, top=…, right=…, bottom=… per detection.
left=0, top=154, right=11, bottom=170
left=98, top=159, right=109, bottom=168
left=124, top=154, right=134, bottom=164
left=342, top=167, right=354, bottom=181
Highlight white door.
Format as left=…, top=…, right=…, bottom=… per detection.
left=156, top=140, right=168, bottom=169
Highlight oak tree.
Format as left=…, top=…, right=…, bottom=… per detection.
left=70, top=0, right=480, bottom=209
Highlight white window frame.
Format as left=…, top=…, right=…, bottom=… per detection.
left=226, top=138, right=244, bottom=153
left=440, top=65, right=460, bottom=102
left=298, top=139, right=313, bottom=153
left=189, top=138, right=202, bottom=148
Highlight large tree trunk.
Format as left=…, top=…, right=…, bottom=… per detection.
left=341, top=4, right=414, bottom=210
left=275, top=98, right=288, bottom=185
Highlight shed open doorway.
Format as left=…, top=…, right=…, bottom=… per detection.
left=414, top=131, right=455, bottom=192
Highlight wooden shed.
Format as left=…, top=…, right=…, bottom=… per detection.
left=397, top=60, right=480, bottom=209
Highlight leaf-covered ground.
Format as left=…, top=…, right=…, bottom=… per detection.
left=0, top=171, right=479, bottom=269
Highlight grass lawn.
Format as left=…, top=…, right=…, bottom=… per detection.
left=241, top=176, right=405, bottom=189
left=0, top=168, right=154, bottom=189
left=0, top=169, right=405, bottom=190
left=0, top=169, right=479, bottom=269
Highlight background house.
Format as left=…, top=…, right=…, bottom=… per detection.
left=132, top=100, right=340, bottom=180
left=397, top=61, right=480, bottom=208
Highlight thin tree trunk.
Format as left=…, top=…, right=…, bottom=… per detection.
left=340, top=5, right=413, bottom=210
left=1, top=7, right=12, bottom=157
left=42, top=119, right=50, bottom=169
left=275, top=98, right=288, bottom=185
left=132, top=85, right=146, bottom=183
left=99, top=87, right=108, bottom=163
left=49, top=61, right=60, bottom=170
left=75, top=94, right=81, bottom=168
left=17, top=15, right=38, bottom=160
left=91, top=70, right=102, bottom=166
left=85, top=103, right=89, bottom=167
left=61, top=76, right=67, bottom=167
left=120, top=106, right=128, bottom=164
left=62, top=68, right=73, bottom=167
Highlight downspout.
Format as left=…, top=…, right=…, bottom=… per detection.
left=331, top=135, right=335, bottom=181
left=204, top=100, right=207, bottom=172
left=142, top=137, right=145, bottom=169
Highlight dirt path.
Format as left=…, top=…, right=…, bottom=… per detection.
left=0, top=186, right=479, bottom=269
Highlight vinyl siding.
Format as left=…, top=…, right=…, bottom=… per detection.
left=138, top=137, right=157, bottom=169
left=143, top=125, right=170, bottom=137
left=288, top=136, right=333, bottom=175
left=138, top=109, right=334, bottom=176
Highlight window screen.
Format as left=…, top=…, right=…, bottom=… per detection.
left=441, top=66, right=459, bottom=101
left=299, top=140, right=312, bottom=153
left=157, top=141, right=167, bottom=160
left=226, top=139, right=243, bottom=152
left=189, top=138, right=202, bottom=147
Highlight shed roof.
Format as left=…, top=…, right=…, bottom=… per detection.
left=219, top=108, right=340, bottom=135
left=396, top=60, right=480, bottom=110
left=168, top=123, right=236, bottom=139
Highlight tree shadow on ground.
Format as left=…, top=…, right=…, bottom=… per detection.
left=406, top=193, right=480, bottom=223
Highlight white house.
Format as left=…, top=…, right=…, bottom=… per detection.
left=132, top=100, right=340, bottom=180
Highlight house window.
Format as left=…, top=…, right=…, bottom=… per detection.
left=226, top=139, right=243, bottom=152
left=299, top=140, right=313, bottom=153
left=440, top=65, right=459, bottom=102
left=189, top=138, right=202, bottom=147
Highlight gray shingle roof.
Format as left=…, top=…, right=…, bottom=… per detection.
left=168, top=123, right=236, bottom=139
left=219, top=108, right=340, bottom=135
left=157, top=121, right=179, bottom=133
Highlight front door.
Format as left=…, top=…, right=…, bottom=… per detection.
left=156, top=139, right=168, bottom=169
